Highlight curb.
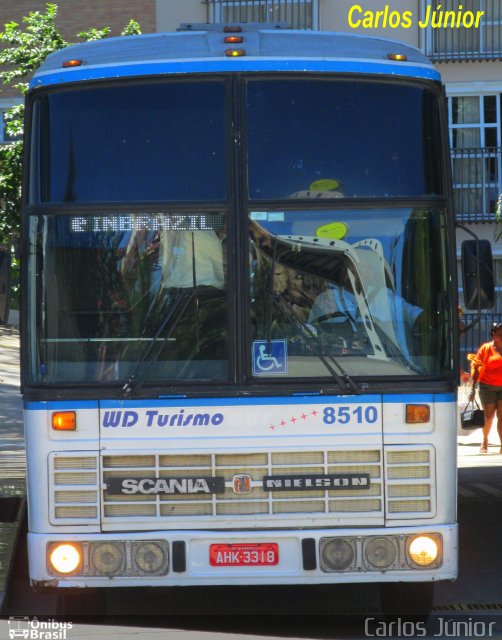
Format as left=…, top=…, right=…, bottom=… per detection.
left=0, top=498, right=26, bottom=615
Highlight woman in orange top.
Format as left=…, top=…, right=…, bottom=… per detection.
left=469, top=322, right=502, bottom=453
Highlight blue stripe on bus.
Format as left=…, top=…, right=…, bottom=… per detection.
left=24, top=393, right=454, bottom=411
left=385, top=393, right=454, bottom=403
left=30, top=58, right=440, bottom=89
left=99, top=396, right=383, bottom=408
left=24, top=400, right=99, bottom=410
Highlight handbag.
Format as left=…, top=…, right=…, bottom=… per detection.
left=460, top=399, right=485, bottom=429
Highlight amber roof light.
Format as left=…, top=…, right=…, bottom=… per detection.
left=225, top=48, right=246, bottom=57
left=387, top=53, right=408, bottom=62
left=62, top=59, right=83, bottom=68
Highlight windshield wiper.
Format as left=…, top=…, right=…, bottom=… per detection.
left=122, top=288, right=195, bottom=398
left=272, top=294, right=363, bottom=395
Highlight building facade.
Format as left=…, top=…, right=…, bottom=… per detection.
left=1, top=0, right=500, bottom=347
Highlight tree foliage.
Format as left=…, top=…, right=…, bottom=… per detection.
left=0, top=3, right=141, bottom=246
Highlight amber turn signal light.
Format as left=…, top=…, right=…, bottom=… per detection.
left=52, top=411, right=77, bottom=431
left=406, top=404, right=430, bottom=424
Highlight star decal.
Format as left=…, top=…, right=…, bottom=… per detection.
left=266, top=407, right=321, bottom=433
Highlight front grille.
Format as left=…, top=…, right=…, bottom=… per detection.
left=384, top=446, right=435, bottom=518
left=48, top=447, right=436, bottom=525
left=101, top=450, right=384, bottom=523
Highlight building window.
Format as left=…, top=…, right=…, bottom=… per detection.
left=208, top=0, right=318, bottom=30
left=449, top=94, right=502, bottom=222
left=423, top=0, right=502, bottom=61
left=0, top=106, right=22, bottom=144
left=1, top=110, right=12, bottom=143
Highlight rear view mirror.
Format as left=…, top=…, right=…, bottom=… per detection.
left=0, top=245, right=11, bottom=324
left=461, top=239, right=494, bottom=310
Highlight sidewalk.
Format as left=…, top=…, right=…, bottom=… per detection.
left=0, top=311, right=25, bottom=613
left=457, top=382, right=502, bottom=466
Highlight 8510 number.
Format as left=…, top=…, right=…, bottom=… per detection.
left=323, top=405, right=378, bottom=425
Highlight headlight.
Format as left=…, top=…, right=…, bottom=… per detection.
left=320, top=537, right=356, bottom=572
left=47, top=539, right=170, bottom=577
left=90, top=541, right=126, bottom=576
left=48, top=543, right=82, bottom=575
left=407, top=534, right=441, bottom=567
left=132, top=541, right=168, bottom=575
left=364, top=536, right=398, bottom=570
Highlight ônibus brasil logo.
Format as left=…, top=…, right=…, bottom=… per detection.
left=8, top=617, right=72, bottom=640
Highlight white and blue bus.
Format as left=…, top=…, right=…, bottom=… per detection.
left=22, top=23, right=459, bottom=615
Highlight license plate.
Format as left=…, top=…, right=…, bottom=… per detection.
left=209, top=543, right=279, bottom=567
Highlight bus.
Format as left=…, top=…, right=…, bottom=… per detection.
left=22, top=23, right=459, bottom=615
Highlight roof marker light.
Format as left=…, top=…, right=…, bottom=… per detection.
left=223, top=25, right=243, bottom=33
left=224, top=36, right=244, bottom=44
left=225, top=48, right=246, bottom=57
left=387, top=53, right=408, bottom=61
left=62, top=59, right=83, bottom=68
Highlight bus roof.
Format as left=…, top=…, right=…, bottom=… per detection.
left=30, top=25, right=440, bottom=89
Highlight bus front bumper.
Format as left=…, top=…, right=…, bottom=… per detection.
left=28, top=524, right=457, bottom=588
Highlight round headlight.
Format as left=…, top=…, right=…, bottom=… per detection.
left=407, top=535, right=439, bottom=567
left=364, top=537, right=397, bottom=569
left=91, top=542, right=125, bottom=575
left=49, top=543, right=82, bottom=575
left=321, top=538, right=355, bottom=571
left=133, top=541, right=167, bottom=574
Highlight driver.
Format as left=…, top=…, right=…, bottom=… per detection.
left=309, top=276, right=423, bottom=357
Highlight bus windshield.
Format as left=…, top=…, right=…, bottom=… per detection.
left=26, top=207, right=451, bottom=385
left=27, top=213, right=229, bottom=385
left=26, top=76, right=451, bottom=388
left=249, top=207, right=451, bottom=379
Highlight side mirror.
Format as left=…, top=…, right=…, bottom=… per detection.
left=0, top=246, right=11, bottom=324
left=461, top=239, right=494, bottom=310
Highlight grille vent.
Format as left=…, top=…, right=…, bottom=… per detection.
left=49, top=453, right=100, bottom=524
left=384, top=446, right=435, bottom=518
left=101, top=450, right=384, bottom=523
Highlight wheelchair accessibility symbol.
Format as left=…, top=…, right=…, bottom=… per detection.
left=252, top=340, right=288, bottom=375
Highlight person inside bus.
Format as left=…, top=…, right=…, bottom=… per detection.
left=308, top=272, right=423, bottom=359
left=468, top=322, right=502, bottom=454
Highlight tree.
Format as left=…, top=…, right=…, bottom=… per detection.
left=0, top=3, right=141, bottom=301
